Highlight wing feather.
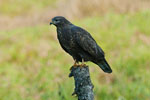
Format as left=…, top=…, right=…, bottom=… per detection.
left=71, top=26, right=104, bottom=58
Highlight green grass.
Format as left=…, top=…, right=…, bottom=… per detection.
left=0, top=0, right=57, bottom=16
left=0, top=11, right=150, bottom=100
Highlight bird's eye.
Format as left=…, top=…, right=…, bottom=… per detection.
left=55, top=19, right=58, bottom=21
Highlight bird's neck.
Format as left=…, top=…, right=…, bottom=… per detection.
left=57, top=23, right=72, bottom=29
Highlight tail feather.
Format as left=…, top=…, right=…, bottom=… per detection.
left=97, top=59, right=112, bottom=73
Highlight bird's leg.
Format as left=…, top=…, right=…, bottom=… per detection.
left=70, top=59, right=78, bottom=70
left=73, top=59, right=78, bottom=67
left=80, top=58, right=86, bottom=67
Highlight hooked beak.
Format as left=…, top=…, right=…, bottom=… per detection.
left=50, top=22, right=53, bottom=25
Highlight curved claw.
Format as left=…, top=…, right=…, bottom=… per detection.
left=80, top=59, right=86, bottom=67
left=70, top=59, right=79, bottom=70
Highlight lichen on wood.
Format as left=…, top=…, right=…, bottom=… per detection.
left=69, top=66, right=94, bottom=100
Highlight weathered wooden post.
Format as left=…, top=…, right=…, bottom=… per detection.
left=69, top=65, right=94, bottom=100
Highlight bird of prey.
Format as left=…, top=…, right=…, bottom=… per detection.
left=50, top=16, right=112, bottom=73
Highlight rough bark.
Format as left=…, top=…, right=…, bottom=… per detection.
left=69, top=65, right=94, bottom=100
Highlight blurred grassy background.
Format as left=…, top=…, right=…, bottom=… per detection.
left=0, top=0, right=150, bottom=100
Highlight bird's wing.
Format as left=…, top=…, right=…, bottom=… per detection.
left=71, top=26, right=104, bottom=58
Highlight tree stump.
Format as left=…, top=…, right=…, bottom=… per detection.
left=69, top=65, right=94, bottom=100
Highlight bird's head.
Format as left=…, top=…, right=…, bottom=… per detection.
left=50, top=16, right=71, bottom=27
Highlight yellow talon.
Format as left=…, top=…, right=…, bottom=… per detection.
left=80, top=59, right=86, bottom=67
left=70, top=59, right=79, bottom=70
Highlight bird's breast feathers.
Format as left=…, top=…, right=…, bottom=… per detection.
left=57, top=27, right=76, bottom=49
